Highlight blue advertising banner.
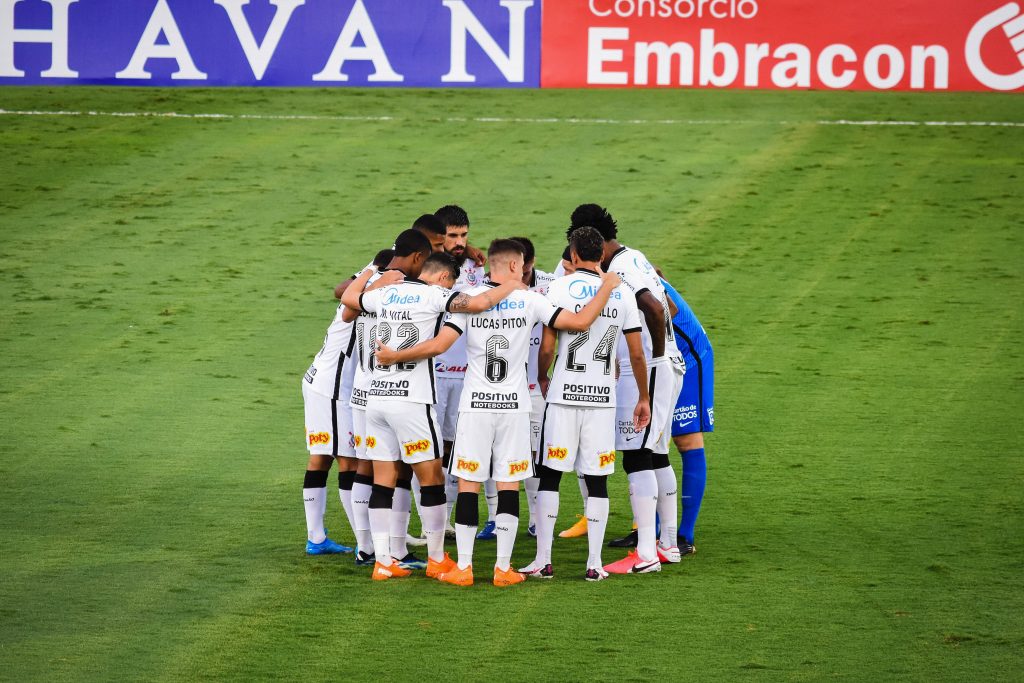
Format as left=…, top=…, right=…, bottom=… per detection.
left=0, top=0, right=540, bottom=87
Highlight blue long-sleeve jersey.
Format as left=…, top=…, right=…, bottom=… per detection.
left=661, top=278, right=712, bottom=365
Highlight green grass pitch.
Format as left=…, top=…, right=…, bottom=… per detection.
left=0, top=87, right=1022, bottom=681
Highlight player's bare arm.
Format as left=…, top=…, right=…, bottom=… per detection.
left=624, top=330, right=652, bottom=429
left=376, top=326, right=459, bottom=366
left=537, top=325, right=557, bottom=398
left=550, top=271, right=623, bottom=332
left=340, top=267, right=378, bottom=312
left=448, top=278, right=526, bottom=313
left=636, top=290, right=667, bottom=357
left=464, top=243, right=487, bottom=267
left=333, top=277, right=352, bottom=301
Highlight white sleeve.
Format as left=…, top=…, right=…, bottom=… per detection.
left=621, top=290, right=643, bottom=334
left=530, top=291, right=562, bottom=329
left=359, top=289, right=381, bottom=314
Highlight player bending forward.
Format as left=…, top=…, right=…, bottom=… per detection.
left=341, top=230, right=522, bottom=580
left=523, top=227, right=653, bottom=581
left=377, top=239, right=620, bottom=586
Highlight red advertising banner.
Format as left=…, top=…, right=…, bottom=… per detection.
left=541, top=0, right=1024, bottom=91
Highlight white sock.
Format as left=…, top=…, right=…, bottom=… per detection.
left=627, top=470, right=658, bottom=562
left=455, top=523, right=476, bottom=570
left=585, top=496, right=610, bottom=569
left=495, top=512, right=518, bottom=571
left=411, top=476, right=425, bottom=535
left=577, top=473, right=589, bottom=507
left=535, top=490, right=559, bottom=566
left=338, top=483, right=356, bottom=540
left=524, top=477, right=539, bottom=527
left=654, top=464, right=678, bottom=545
left=420, top=503, right=447, bottom=562
left=369, top=506, right=391, bottom=566
left=390, top=486, right=411, bottom=559
left=352, top=480, right=374, bottom=554
left=303, top=487, right=327, bottom=543
left=484, top=479, right=498, bottom=523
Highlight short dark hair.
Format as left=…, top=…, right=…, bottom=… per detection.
left=422, top=252, right=459, bottom=282
left=569, top=204, right=617, bottom=240
left=488, top=238, right=525, bottom=262
left=561, top=245, right=572, bottom=261
left=569, top=226, right=605, bottom=262
left=412, top=213, right=445, bottom=235
left=435, top=204, right=469, bottom=228
left=509, top=236, right=536, bottom=264
left=372, top=248, right=394, bottom=269
left=393, top=229, right=432, bottom=258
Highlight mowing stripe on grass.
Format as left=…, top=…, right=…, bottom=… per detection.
left=1, top=107, right=1023, bottom=127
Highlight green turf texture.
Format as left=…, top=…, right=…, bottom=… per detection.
left=1, top=87, right=1022, bottom=682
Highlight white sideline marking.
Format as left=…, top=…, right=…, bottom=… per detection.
left=0, top=108, right=1022, bottom=127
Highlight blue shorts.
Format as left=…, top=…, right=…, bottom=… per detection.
left=671, top=348, right=714, bottom=436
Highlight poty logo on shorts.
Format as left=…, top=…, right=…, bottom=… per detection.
left=308, top=432, right=331, bottom=446
left=457, top=458, right=480, bottom=473
left=547, top=446, right=568, bottom=460
left=403, top=439, right=431, bottom=456
left=366, top=436, right=377, bottom=449
left=966, top=3, right=1024, bottom=91
left=383, top=288, right=421, bottom=305
left=598, top=451, right=616, bottom=468
left=508, top=460, right=529, bottom=476
left=354, top=435, right=362, bottom=447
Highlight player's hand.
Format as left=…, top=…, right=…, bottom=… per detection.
left=633, top=400, right=651, bottom=431
left=465, top=243, right=487, bottom=267
left=538, top=375, right=550, bottom=399
left=375, top=341, right=398, bottom=366
left=600, top=271, right=621, bottom=289
left=377, top=270, right=404, bottom=285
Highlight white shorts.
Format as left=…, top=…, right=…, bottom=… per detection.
left=615, top=357, right=684, bottom=454
left=351, top=405, right=367, bottom=459
left=435, top=377, right=464, bottom=441
left=451, top=412, right=533, bottom=483
left=302, top=382, right=355, bottom=457
left=539, top=403, right=617, bottom=476
left=365, top=400, right=442, bottom=464
left=529, top=392, right=545, bottom=455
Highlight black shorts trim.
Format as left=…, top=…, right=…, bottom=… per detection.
left=426, top=405, right=441, bottom=460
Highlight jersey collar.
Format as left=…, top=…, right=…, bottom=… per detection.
left=576, top=267, right=601, bottom=277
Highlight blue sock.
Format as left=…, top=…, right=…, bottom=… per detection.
left=678, top=448, right=706, bottom=543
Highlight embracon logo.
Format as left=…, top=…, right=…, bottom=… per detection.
left=966, top=3, right=1024, bottom=90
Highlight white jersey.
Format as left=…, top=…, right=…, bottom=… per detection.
left=546, top=268, right=642, bottom=407
left=434, top=259, right=485, bottom=378
left=527, top=268, right=557, bottom=396
left=446, top=283, right=562, bottom=413
left=350, top=268, right=384, bottom=409
left=304, top=302, right=358, bottom=400
left=606, top=245, right=681, bottom=371
left=359, top=277, right=458, bottom=404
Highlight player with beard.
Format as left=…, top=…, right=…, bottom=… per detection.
left=433, top=205, right=499, bottom=540
left=376, top=238, right=620, bottom=586
left=341, top=232, right=523, bottom=580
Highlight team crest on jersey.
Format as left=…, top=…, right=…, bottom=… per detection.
left=598, top=451, right=616, bottom=468
left=366, top=436, right=377, bottom=449
left=466, top=269, right=480, bottom=285
left=508, top=460, right=529, bottom=476
left=403, top=439, right=431, bottom=457
left=547, top=446, right=568, bottom=460
left=456, top=458, right=480, bottom=473
left=307, top=432, right=331, bottom=446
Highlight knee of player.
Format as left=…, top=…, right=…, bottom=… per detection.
left=674, top=433, right=705, bottom=452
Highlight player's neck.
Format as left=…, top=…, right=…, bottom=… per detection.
left=384, top=258, right=411, bottom=277
left=488, top=270, right=515, bottom=286
left=575, top=260, right=601, bottom=275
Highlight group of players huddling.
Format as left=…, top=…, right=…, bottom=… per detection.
left=301, top=204, right=714, bottom=586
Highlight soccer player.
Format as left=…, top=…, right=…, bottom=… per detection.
left=300, top=260, right=365, bottom=555
left=659, top=273, right=714, bottom=557
left=341, top=232, right=523, bottom=580
left=377, top=238, right=621, bottom=586
left=522, top=226, right=652, bottom=580
left=432, top=205, right=496, bottom=538
left=509, top=236, right=555, bottom=538
left=567, top=205, right=685, bottom=572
